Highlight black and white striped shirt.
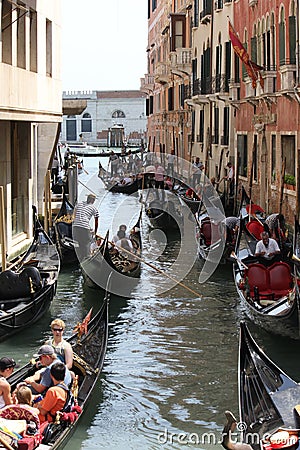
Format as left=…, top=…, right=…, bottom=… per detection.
left=74, top=202, right=99, bottom=229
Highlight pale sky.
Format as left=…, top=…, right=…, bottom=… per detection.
left=62, top=0, right=148, bottom=91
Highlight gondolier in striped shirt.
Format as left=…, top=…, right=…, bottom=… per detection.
left=73, top=193, right=99, bottom=260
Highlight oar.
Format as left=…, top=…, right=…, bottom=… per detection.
left=78, top=179, right=97, bottom=196
left=230, top=251, right=248, bottom=269
left=97, top=235, right=202, bottom=298
left=83, top=168, right=89, bottom=175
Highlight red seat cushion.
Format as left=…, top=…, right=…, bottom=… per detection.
left=268, top=262, right=292, bottom=298
left=246, top=221, right=265, bottom=240
left=201, top=221, right=221, bottom=246
left=247, top=263, right=272, bottom=297
left=0, top=405, right=39, bottom=427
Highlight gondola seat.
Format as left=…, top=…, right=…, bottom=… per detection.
left=268, top=262, right=292, bottom=299
left=0, top=267, right=42, bottom=300
left=201, top=221, right=221, bottom=246
left=246, top=220, right=264, bottom=240
left=246, top=263, right=273, bottom=301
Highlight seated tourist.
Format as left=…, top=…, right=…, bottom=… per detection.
left=0, top=385, right=40, bottom=429
left=36, top=362, right=69, bottom=423
left=44, top=319, right=73, bottom=369
left=25, top=345, right=72, bottom=394
left=0, top=357, right=19, bottom=408
left=112, top=225, right=129, bottom=243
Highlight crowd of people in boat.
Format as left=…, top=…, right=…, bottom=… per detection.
left=0, top=318, right=75, bottom=434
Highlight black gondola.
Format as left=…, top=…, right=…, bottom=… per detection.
left=145, top=198, right=183, bottom=231
left=0, top=209, right=60, bottom=341
left=98, top=166, right=141, bottom=194
left=233, top=219, right=300, bottom=339
left=53, top=194, right=77, bottom=264
left=4, top=295, right=108, bottom=449
left=81, top=213, right=142, bottom=295
left=222, top=322, right=300, bottom=450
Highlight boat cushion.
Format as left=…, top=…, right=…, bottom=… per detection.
left=201, top=221, right=221, bottom=246
left=0, top=405, right=40, bottom=427
left=17, top=422, right=48, bottom=450
left=268, top=262, right=292, bottom=299
left=246, top=220, right=264, bottom=240
left=246, top=262, right=292, bottom=301
left=246, top=263, right=273, bottom=298
left=0, top=267, right=42, bottom=300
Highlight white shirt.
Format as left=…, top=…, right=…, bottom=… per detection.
left=255, top=238, right=280, bottom=257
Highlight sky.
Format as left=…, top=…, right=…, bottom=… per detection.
left=61, top=0, right=148, bottom=92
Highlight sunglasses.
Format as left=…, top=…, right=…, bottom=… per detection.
left=52, top=328, right=63, bottom=332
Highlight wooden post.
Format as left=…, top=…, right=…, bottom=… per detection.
left=44, top=173, right=49, bottom=233
left=0, top=187, right=6, bottom=271
left=47, top=170, right=52, bottom=228
left=279, top=157, right=286, bottom=215
left=297, top=149, right=300, bottom=219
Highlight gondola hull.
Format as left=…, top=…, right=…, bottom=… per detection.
left=0, top=215, right=60, bottom=341
left=233, top=222, right=300, bottom=339
left=145, top=200, right=183, bottom=231
left=53, top=195, right=77, bottom=264
left=6, top=297, right=108, bottom=449
left=235, top=322, right=300, bottom=450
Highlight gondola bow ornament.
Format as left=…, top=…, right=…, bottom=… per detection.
left=73, top=308, right=93, bottom=341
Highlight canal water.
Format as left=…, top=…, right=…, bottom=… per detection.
left=3, top=156, right=300, bottom=449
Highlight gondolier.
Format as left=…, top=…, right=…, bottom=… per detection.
left=73, top=194, right=99, bottom=260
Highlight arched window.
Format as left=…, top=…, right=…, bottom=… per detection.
left=279, top=7, right=286, bottom=66
left=271, top=13, right=276, bottom=69
left=112, top=110, right=126, bottom=118
left=215, top=33, right=222, bottom=92
left=242, top=29, right=248, bottom=80
left=251, top=24, right=258, bottom=64
left=81, top=112, right=92, bottom=133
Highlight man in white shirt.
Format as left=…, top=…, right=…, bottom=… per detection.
left=255, top=231, right=281, bottom=264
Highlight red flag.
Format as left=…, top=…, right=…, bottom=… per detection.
left=74, top=307, right=93, bottom=337
left=229, top=21, right=263, bottom=89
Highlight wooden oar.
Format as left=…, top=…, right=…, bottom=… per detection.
left=77, top=179, right=97, bottom=196
left=230, top=251, right=248, bottom=269
left=97, top=235, right=201, bottom=298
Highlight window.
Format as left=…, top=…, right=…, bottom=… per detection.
left=30, top=10, right=37, bottom=72
left=199, top=109, right=204, bottom=142
left=168, top=87, right=174, bottom=111
left=289, top=1, right=296, bottom=64
left=66, top=115, right=77, bottom=141
left=271, top=134, right=276, bottom=183
left=279, top=7, right=286, bottom=65
left=194, top=0, right=199, bottom=27
left=17, top=2, right=26, bottom=69
left=170, top=14, right=186, bottom=51
left=81, top=113, right=92, bottom=133
left=225, top=42, right=231, bottom=92
left=282, top=135, right=295, bottom=177
left=46, top=19, right=52, bottom=76
left=152, top=0, right=157, bottom=12
left=112, top=110, right=126, bottom=118
left=237, top=134, right=248, bottom=177
left=213, top=107, right=219, bottom=144
left=223, top=107, right=229, bottom=145
left=2, top=0, right=12, bottom=64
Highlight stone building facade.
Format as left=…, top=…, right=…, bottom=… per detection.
left=143, top=0, right=300, bottom=221
left=0, top=0, right=62, bottom=260
left=61, top=90, right=147, bottom=147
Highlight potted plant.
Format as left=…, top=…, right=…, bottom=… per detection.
left=284, top=174, right=296, bottom=190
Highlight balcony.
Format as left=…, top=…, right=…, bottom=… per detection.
left=279, top=62, right=296, bottom=91
left=140, top=74, right=155, bottom=92
left=170, top=48, right=192, bottom=76
left=154, top=62, right=169, bottom=84
left=212, top=74, right=229, bottom=93
left=262, top=69, right=277, bottom=94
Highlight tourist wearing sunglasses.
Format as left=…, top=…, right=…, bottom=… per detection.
left=44, top=319, right=73, bottom=369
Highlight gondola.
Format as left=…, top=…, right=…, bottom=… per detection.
left=3, top=295, right=109, bottom=449
left=98, top=165, right=141, bottom=194
left=81, top=213, right=142, bottom=296
left=222, top=321, right=300, bottom=450
left=0, top=208, right=60, bottom=341
left=196, top=214, right=233, bottom=264
left=233, top=219, right=300, bottom=339
left=53, top=194, right=77, bottom=264
left=145, top=197, right=183, bottom=231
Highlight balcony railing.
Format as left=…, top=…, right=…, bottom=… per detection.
left=154, top=62, right=169, bottom=84
left=170, top=48, right=192, bottom=75
left=211, top=74, right=229, bottom=93
left=140, top=74, right=155, bottom=91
